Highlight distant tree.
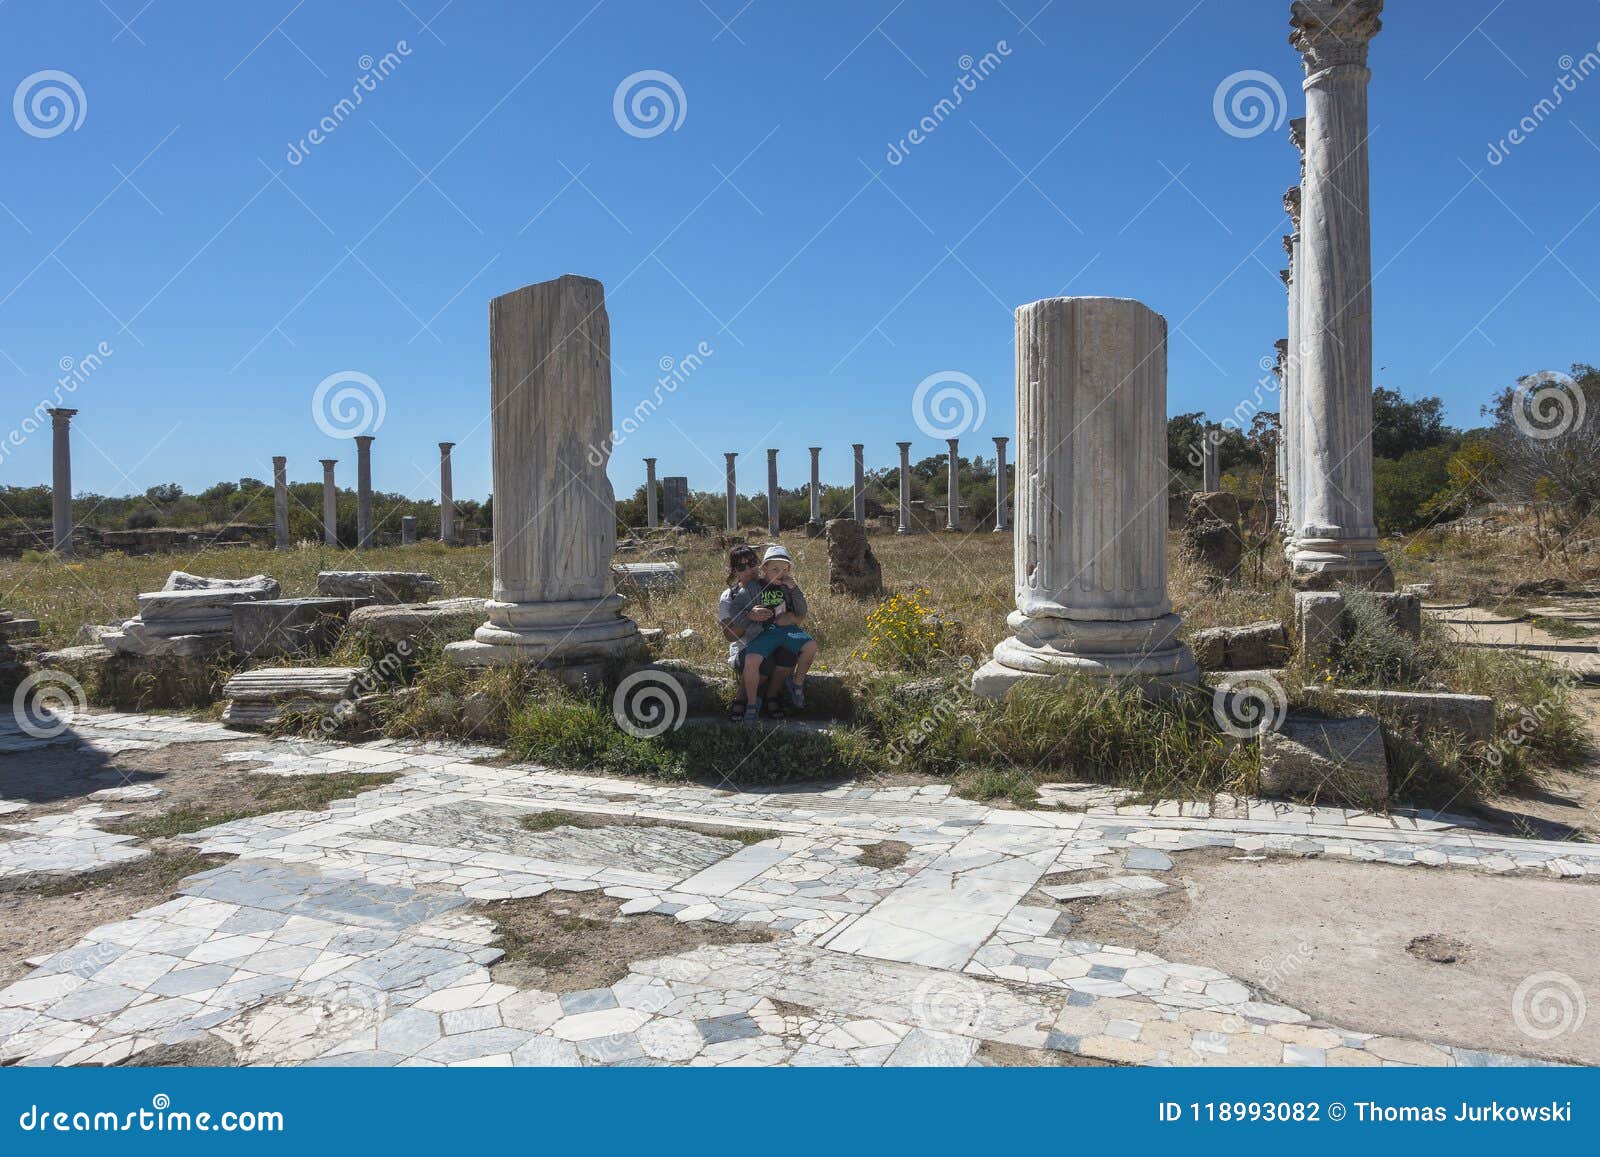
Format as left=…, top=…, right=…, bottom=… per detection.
left=1485, top=364, right=1600, bottom=515
left=1371, top=386, right=1450, bottom=460
left=145, top=482, right=183, bottom=505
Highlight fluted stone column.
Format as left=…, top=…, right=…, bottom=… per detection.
left=973, top=297, right=1198, bottom=699
left=896, top=442, right=913, bottom=534
left=724, top=453, right=738, bottom=531
left=272, top=456, right=290, bottom=550
left=766, top=449, right=780, bottom=535
left=1201, top=428, right=1220, bottom=492
left=945, top=439, right=961, bottom=530
left=993, top=436, right=1010, bottom=532
left=852, top=444, right=865, bottom=522
left=354, top=435, right=374, bottom=549
left=320, top=459, right=339, bottom=546
left=644, top=457, right=658, bottom=528
left=438, top=442, right=456, bottom=544
left=400, top=515, right=417, bottom=545
left=447, top=274, right=642, bottom=669
left=1273, top=340, right=1290, bottom=531
left=1287, top=0, right=1392, bottom=589
left=807, top=447, right=822, bottom=530
left=1283, top=164, right=1304, bottom=552
left=47, top=408, right=76, bottom=555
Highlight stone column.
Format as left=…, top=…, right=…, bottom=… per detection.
left=724, top=453, right=738, bottom=531
left=1273, top=338, right=1289, bottom=532
left=993, top=436, right=1010, bottom=532
left=1201, top=427, right=1220, bottom=492
left=807, top=447, right=822, bottom=530
left=400, top=515, right=417, bottom=545
left=272, top=456, right=290, bottom=550
left=1287, top=0, right=1392, bottom=589
left=446, top=274, right=642, bottom=670
left=1283, top=161, right=1304, bottom=552
left=896, top=441, right=913, bottom=534
left=851, top=443, right=865, bottom=522
left=47, top=408, right=76, bottom=555
left=973, top=296, right=1198, bottom=698
left=320, top=459, right=339, bottom=547
left=945, top=438, right=961, bottom=530
left=766, top=448, right=780, bottom=535
left=643, top=457, right=658, bottom=528
left=438, top=442, right=456, bottom=544
left=354, top=435, right=374, bottom=549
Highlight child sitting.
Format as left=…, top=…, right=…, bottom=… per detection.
left=739, top=545, right=818, bottom=722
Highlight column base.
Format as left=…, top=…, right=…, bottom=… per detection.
left=445, top=594, right=646, bottom=671
left=970, top=612, right=1199, bottom=700
left=1288, top=538, right=1394, bottom=591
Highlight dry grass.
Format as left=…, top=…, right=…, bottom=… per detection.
left=1391, top=516, right=1600, bottom=605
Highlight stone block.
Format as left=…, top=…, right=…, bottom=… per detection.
left=232, top=597, right=364, bottom=659
left=99, top=652, right=227, bottom=710
left=1308, top=687, right=1494, bottom=743
left=1181, top=519, right=1242, bottom=579
left=825, top=518, right=883, bottom=597
left=0, top=615, right=40, bottom=641
left=221, top=667, right=363, bottom=730
left=1188, top=490, right=1241, bottom=526
left=612, top=562, right=686, bottom=592
left=317, top=571, right=443, bottom=604
left=1259, top=712, right=1388, bottom=809
left=1372, top=591, right=1422, bottom=640
left=1190, top=621, right=1288, bottom=671
left=345, top=598, right=489, bottom=649
left=1294, top=591, right=1345, bottom=670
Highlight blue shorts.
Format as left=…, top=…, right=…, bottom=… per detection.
left=744, top=626, right=814, bottom=659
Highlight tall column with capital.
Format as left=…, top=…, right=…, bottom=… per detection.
left=1272, top=339, right=1289, bottom=531
left=766, top=449, right=780, bottom=535
left=320, top=459, right=339, bottom=546
left=896, top=442, right=912, bottom=534
left=1288, top=0, right=1392, bottom=589
left=993, top=436, right=1010, bottom=532
left=354, top=435, right=375, bottom=549
left=724, top=453, right=738, bottom=531
left=851, top=444, right=865, bottom=522
left=1283, top=163, right=1304, bottom=551
left=807, top=447, right=822, bottom=529
left=272, top=456, right=290, bottom=550
left=973, top=297, right=1197, bottom=698
left=48, top=408, right=77, bottom=555
left=439, top=442, right=456, bottom=544
left=945, top=439, right=961, bottom=530
left=643, top=457, right=658, bottom=528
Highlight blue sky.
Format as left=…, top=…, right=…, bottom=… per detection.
left=3, top=0, right=1599, bottom=503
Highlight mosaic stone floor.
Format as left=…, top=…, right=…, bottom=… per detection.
left=1, top=711, right=1596, bottom=1067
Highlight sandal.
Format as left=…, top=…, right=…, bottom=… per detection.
left=728, top=699, right=748, bottom=722
left=742, top=702, right=762, bottom=724
left=763, top=697, right=788, bottom=721
left=788, top=678, right=806, bottom=709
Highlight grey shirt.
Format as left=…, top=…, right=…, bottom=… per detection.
left=718, top=579, right=809, bottom=663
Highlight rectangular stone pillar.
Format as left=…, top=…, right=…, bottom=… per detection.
left=272, top=456, right=290, bottom=550
left=447, top=274, right=642, bottom=670
left=1288, top=0, right=1392, bottom=589
left=320, top=459, right=339, bottom=547
left=852, top=443, right=865, bottom=522
left=439, top=442, right=456, bottom=544
left=993, top=436, right=1010, bottom=531
left=896, top=441, right=912, bottom=534
left=724, top=453, right=738, bottom=531
left=1202, top=427, right=1221, bottom=492
left=644, top=457, right=658, bottom=528
left=48, top=408, right=76, bottom=555
left=662, top=476, right=688, bottom=526
left=766, top=448, right=780, bottom=535
left=945, top=438, right=961, bottom=530
left=974, top=296, right=1197, bottom=698
left=807, top=447, right=822, bottom=530
left=354, top=435, right=374, bottom=549
left=400, top=515, right=417, bottom=545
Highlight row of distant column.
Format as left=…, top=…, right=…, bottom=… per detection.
left=274, top=440, right=459, bottom=550
left=641, top=438, right=1012, bottom=535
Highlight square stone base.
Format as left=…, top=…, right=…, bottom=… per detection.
left=971, top=657, right=1199, bottom=701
